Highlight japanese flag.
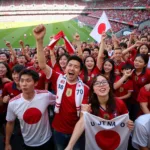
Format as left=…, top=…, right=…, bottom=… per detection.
left=83, top=112, right=130, bottom=150
left=90, top=11, right=111, bottom=43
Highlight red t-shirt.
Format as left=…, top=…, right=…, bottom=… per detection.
left=47, top=59, right=52, bottom=67
left=80, top=66, right=100, bottom=86
left=8, top=57, right=17, bottom=69
left=114, top=61, right=125, bottom=75
left=25, top=62, right=34, bottom=67
left=47, top=70, right=89, bottom=134
left=27, top=66, right=47, bottom=90
left=53, top=64, right=65, bottom=75
left=131, top=69, right=150, bottom=102
left=130, top=48, right=137, bottom=62
left=98, top=98, right=128, bottom=120
left=114, top=76, right=133, bottom=99
left=2, top=81, right=21, bottom=99
left=0, top=81, right=12, bottom=114
left=138, top=86, right=150, bottom=114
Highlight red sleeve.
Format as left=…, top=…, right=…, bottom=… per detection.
left=146, top=69, right=150, bottom=83
left=47, top=60, right=52, bottom=67
left=114, top=75, right=121, bottom=83
left=82, top=85, right=89, bottom=104
left=116, top=98, right=128, bottom=115
left=138, top=87, right=149, bottom=103
left=47, top=69, right=60, bottom=92
left=128, top=80, right=133, bottom=92
left=2, top=83, right=9, bottom=97
left=94, top=66, right=100, bottom=74
left=130, top=48, right=137, bottom=60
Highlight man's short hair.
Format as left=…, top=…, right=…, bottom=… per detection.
left=19, top=69, right=39, bottom=82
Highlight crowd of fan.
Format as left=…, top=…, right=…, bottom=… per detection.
left=0, top=0, right=150, bottom=9
left=91, top=9, right=150, bottom=24
left=77, top=15, right=129, bottom=33
left=0, top=23, right=150, bottom=150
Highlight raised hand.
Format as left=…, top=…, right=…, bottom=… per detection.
left=19, top=40, right=24, bottom=46
left=33, top=24, right=46, bottom=41
left=3, top=95, right=10, bottom=103
left=5, top=41, right=11, bottom=48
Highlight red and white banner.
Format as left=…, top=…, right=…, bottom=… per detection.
left=48, top=31, right=75, bottom=54
left=90, top=11, right=111, bottom=43
left=83, top=112, right=130, bottom=150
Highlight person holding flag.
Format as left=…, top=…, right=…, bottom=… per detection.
left=65, top=74, right=134, bottom=150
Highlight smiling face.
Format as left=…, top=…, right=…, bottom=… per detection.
left=103, top=61, right=113, bottom=73
left=85, top=57, right=95, bottom=71
left=134, top=56, right=146, bottom=70
left=58, top=48, right=65, bottom=56
left=114, top=49, right=122, bottom=61
left=59, top=55, right=68, bottom=69
left=0, top=63, right=7, bottom=77
left=93, top=75, right=110, bottom=97
left=65, top=60, right=81, bottom=83
left=139, top=45, right=149, bottom=54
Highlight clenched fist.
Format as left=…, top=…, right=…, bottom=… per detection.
left=33, top=24, right=46, bottom=41
left=5, top=41, right=11, bottom=48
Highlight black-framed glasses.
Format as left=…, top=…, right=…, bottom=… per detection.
left=94, top=80, right=108, bottom=86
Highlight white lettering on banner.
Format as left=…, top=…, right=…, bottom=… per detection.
left=83, top=112, right=130, bottom=150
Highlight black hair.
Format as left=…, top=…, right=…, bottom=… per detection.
left=94, top=46, right=99, bottom=50
left=140, top=36, right=148, bottom=41
left=67, top=55, right=88, bottom=83
left=19, top=69, right=39, bottom=82
left=89, top=74, right=116, bottom=116
left=0, top=52, right=10, bottom=62
left=103, top=50, right=109, bottom=60
left=114, top=47, right=122, bottom=51
left=119, top=42, right=127, bottom=49
left=122, top=63, right=134, bottom=70
left=12, top=64, right=26, bottom=74
left=56, top=47, right=67, bottom=58
left=25, top=44, right=30, bottom=47
left=83, top=48, right=91, bottom=55
left=18, top=54, right=26, bottom=57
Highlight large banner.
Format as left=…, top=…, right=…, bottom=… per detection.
left=83, top=112, right=130, bottom=150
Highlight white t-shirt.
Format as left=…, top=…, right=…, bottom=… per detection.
left=132, top=114, right=150, bottom=149
left=6, top=90, right=56, bottom=147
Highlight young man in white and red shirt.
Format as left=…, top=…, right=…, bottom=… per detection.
left=33, top=24, right=89, bottom=150
left=5, top=69, right=56, bottom=150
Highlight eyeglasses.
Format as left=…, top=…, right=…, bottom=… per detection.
left=94, top=80, right=108, bottom=86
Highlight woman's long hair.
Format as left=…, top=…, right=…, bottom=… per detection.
left=89, top=74, right=116, bottom=116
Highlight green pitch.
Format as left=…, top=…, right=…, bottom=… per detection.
left=0, top=20, right=93, bottom=49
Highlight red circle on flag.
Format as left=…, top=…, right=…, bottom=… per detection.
left=23, top=108, right=42, bottom=124
left=98, top=23, right=106, bottom=34
left=95, top=130, right=120, bottom=150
